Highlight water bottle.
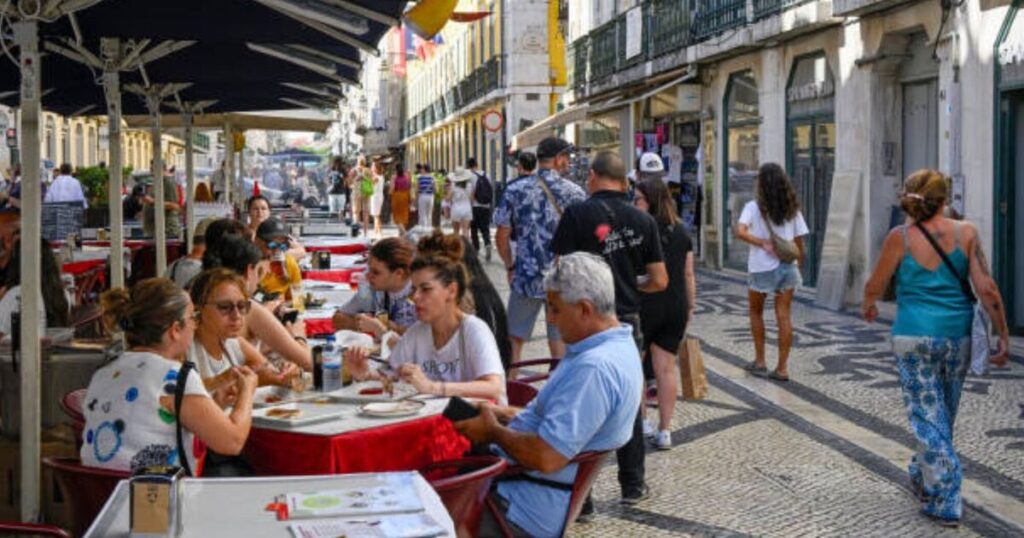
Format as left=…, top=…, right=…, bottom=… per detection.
left=321, top=335, right=342, bottom=392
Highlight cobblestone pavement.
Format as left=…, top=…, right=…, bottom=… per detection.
left=473, top=248, right=1024, bottom=537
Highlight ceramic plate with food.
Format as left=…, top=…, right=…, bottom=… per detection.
left=358, top=400, right=425, bottom=418
left=252, top=401, right=348, bottom=428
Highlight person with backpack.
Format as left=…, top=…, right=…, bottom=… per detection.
left=466, top=157, right=494, bottom=261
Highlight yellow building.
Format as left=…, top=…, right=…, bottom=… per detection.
left=402, top=0, right=567, bottom=181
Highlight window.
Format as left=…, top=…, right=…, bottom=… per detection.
left=723, top=70, right=760, bottom=270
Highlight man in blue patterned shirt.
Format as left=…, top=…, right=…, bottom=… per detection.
left=495, top=138, right=586, bottom=364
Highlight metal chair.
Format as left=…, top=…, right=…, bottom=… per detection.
left=420, top=456, right=508, bottom=538
left=0, top=521, right=71, bottom=537
left=485, top=450, right=611, bottom=538
left=58, top=389, right=88, bottom=453
left=507, top=358, right=561, bottom=384
left=505, top=380, right=539, bottom=408
left=42, top=458, right=129, bottom=538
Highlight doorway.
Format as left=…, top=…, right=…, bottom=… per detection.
left=789, top=121, right=835, bottom=286
left=901, top=79, right=939, bottom=176
left=997, top=90, right=1024, bottom=335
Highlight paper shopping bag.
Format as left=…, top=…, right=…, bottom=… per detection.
left=678, top=338, right=708, bottom=400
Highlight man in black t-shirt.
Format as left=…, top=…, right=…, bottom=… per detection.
left=551, top=150, right=667, bottom=505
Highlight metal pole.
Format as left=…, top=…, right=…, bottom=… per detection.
left=184, top=112, right=195, bottom=252
left=14, top=19, right=42, bottom=522
left=102, top=38, right=125, bottom=289
left=223, top=123, right=233, bottom=206
left=238, top=132, right=245, bottom=205
left=147, top=94, right=167, bottom=274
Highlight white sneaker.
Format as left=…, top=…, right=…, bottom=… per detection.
left=652, top=430, right=672, bottom=450
left=642, top=419, right=656, bottom=438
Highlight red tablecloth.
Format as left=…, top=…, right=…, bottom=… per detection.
left=304, top=243, right=368, bottom=255
left=244, top=415, right=469, bottom=475
left=301, top=267, right=364, bottom=283
left=304, top=317, right=335, bottom=336
left=62, top=258, right=106, bottom=275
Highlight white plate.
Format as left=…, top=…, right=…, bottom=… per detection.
left=252, top=400, right=348, bottom=428
left=252, top=386, right=312, bottom=408
left=358, top=400, right=425, bottom=418
left=329, top=381, right=416, bottom=403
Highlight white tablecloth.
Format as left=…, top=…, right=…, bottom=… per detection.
left=84, top=472, right=455, bottom=538
left=253, top=393, right=450, bottom=437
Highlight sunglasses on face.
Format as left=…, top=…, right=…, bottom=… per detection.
left=208, top=300, right=252, bottom=317
left=266, top=240, right=289, bottom=251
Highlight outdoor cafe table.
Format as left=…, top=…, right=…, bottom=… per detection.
left=299, top=282, right=355, bottom=336
left=84, top=472, right=456, bottom=537
left=300, top=236, right=369, bottom=255
left=243, top=394, right=469, bottom=476
left=299, top=253, right=367, bottom=284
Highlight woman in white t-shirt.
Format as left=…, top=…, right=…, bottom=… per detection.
left=188, top=268, right=301, bottom=408
left=346, top=243, right=506, bottom=403
left=80, top=278, right=257, bottom=474
left=734, top=163, right=809, bottom=382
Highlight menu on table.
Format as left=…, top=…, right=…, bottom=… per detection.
left=282, top=474, right=424, bottom=519
left=288, top=514, right=447, bottom=538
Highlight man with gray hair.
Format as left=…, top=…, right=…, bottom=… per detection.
left=455, top=252, right=643, bottom=537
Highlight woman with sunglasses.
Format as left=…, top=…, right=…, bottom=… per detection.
left=188, top=268, right=300, bottom=400
left=247, top=195, right=305, bottom=260
left=204, top=232, right=313, bottom=372
left=345, top=244, right=506, bottom=403
left=81, top=278, right=257, bottom=473
left=255, top=217, right=304, bottom=302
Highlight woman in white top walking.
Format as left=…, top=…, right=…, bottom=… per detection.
left=447, top=169, right=473, bottom=239
left=734, top=163, right=808, bottom=381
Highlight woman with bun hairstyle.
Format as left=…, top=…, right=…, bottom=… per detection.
left=203, top=229, right=312, bottom=372
left=80, top=278, right=256, bottom=473
left=734, top=163, right=808, bottom=381
left=416, top=231, right=512, bottom=372
left=863, top=169, right=1009, bottom=527
left=345, top=231, right=506, bottom=403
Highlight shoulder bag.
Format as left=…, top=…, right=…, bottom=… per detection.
left=536, top=176, right=562, bottom=217
left=914, top=222, right=993, bottom=375
left=175, top=360, right=197, bottom=476
left=761, top=208, right=800, bottom=264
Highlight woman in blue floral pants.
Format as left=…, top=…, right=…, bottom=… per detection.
left=862, top=170, right=1009, bottom=526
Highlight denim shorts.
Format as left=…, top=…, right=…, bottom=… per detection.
left=748, top=263, right=802, bottom=294
left=506, top=289, right=561, bottom=341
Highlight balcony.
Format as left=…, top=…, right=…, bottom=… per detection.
left=405, top=56, right=504, bottom=139
left=832, top=0, right=907, bottom=17
left=691, top=0, right=746, bottom=41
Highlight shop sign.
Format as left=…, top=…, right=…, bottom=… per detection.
left=786, top=79, right=835, bottom=102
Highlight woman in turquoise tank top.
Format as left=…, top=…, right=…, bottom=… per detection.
left=862, top=170, right=1010, bottom=527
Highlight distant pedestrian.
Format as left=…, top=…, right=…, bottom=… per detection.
left=44, top=163, right=88, bottom=207
left=447, top=169, right=473, bottom=239
left=862, top=169, right=1009, bottom=527
left=494, top=137, right=586, bottom=365
left=369, top=160, right=386, bottom=239
left=466, top=157, right=494, bottom=260
left=328, top=157, right=348, bottom=222
left=416, top=163, right=435, bottom=228
left=734, top=163, right=807, bottom=381
left=349, top=156, right=370, bottom=235
left=551, top=149, right=667, bottom=506
left=210, top=160, right=226, bottom=201
left=634, top=174, right=695, bottom=451
left=390, top=163, right=411, bottom=233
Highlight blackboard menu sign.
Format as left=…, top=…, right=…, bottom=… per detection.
left=42, top=202, right=85, bottom=241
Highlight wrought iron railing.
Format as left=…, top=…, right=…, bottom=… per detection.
left=589, top=20, right=618, bottom=81
left=691, top=0, right=747, bottom=41
left=650, top=0, right=691, bottom=57
left=570, top=36, right=589, bottom=90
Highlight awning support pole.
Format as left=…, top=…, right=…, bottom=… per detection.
left=102, top=37, right=125, bottom=289
left=14, top=18, right=42, bottom=522
left=145, top=93, right=167, bottom=274
left=183, top=111, right=195, bottom=252
left=223, top=123, right=233, bottom=207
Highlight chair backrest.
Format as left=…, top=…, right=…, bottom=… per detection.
left=0, top=521, right=71, bottom=537
left=506, top=380, right=539, bottom=408
left=73, top=266, right=104, bottom=306
left=43, top=457, right=129, bottom=538
left=420, top=456, right=507, bottom=538
left=561, top=450, right=611, bottom=536
left=59, top=389, right=88, bottom=453
left=508, top=358, right=561, bottom=384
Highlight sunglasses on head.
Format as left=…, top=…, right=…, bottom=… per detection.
left=208, top=300, right=252, bottom=316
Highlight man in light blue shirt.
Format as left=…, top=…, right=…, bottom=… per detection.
left=455, top=252, right=642, bottom=537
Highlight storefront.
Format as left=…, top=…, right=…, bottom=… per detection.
left=786, top=53, right=835, bottom=287
left=722, top=70, right=760, bottom=270
left=995, top=0, right=1024, bottom=335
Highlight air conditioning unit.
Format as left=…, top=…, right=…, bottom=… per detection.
left=677, top=84, right=701, bottom=113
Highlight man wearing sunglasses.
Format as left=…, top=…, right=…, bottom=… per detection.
left=255, top=218, right=303, bottom=301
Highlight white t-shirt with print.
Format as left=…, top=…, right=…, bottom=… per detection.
left=737, top=200, right=809, bottom=273
left=80, top=351, right=211, bottom=473
left=0, top=285, right=47, bottom=341
left=188, top=338, right=245, bottom=380
left=387, top=314, right=504, bottom=394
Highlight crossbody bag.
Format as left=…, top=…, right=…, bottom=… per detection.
left=760, top=206, right=800, bottom=264
left=174, top=360, right=197, bottom=476
left=914, top=221, right=993, bottom=375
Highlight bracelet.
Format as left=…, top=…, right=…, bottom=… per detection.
left=293, top=336, right=307, bottom=345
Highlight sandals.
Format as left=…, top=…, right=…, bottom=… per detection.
left=744, top=362, right=768, bottom=376
left=769, top=370, right=790, bottom=382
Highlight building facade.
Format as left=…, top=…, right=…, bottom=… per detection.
left=543, top=0, right=1022, bottom=334
left=402, top=0, right=568, bottom=181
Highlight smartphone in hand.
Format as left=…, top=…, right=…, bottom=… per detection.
left=442, top=396, right=480, bottom=422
